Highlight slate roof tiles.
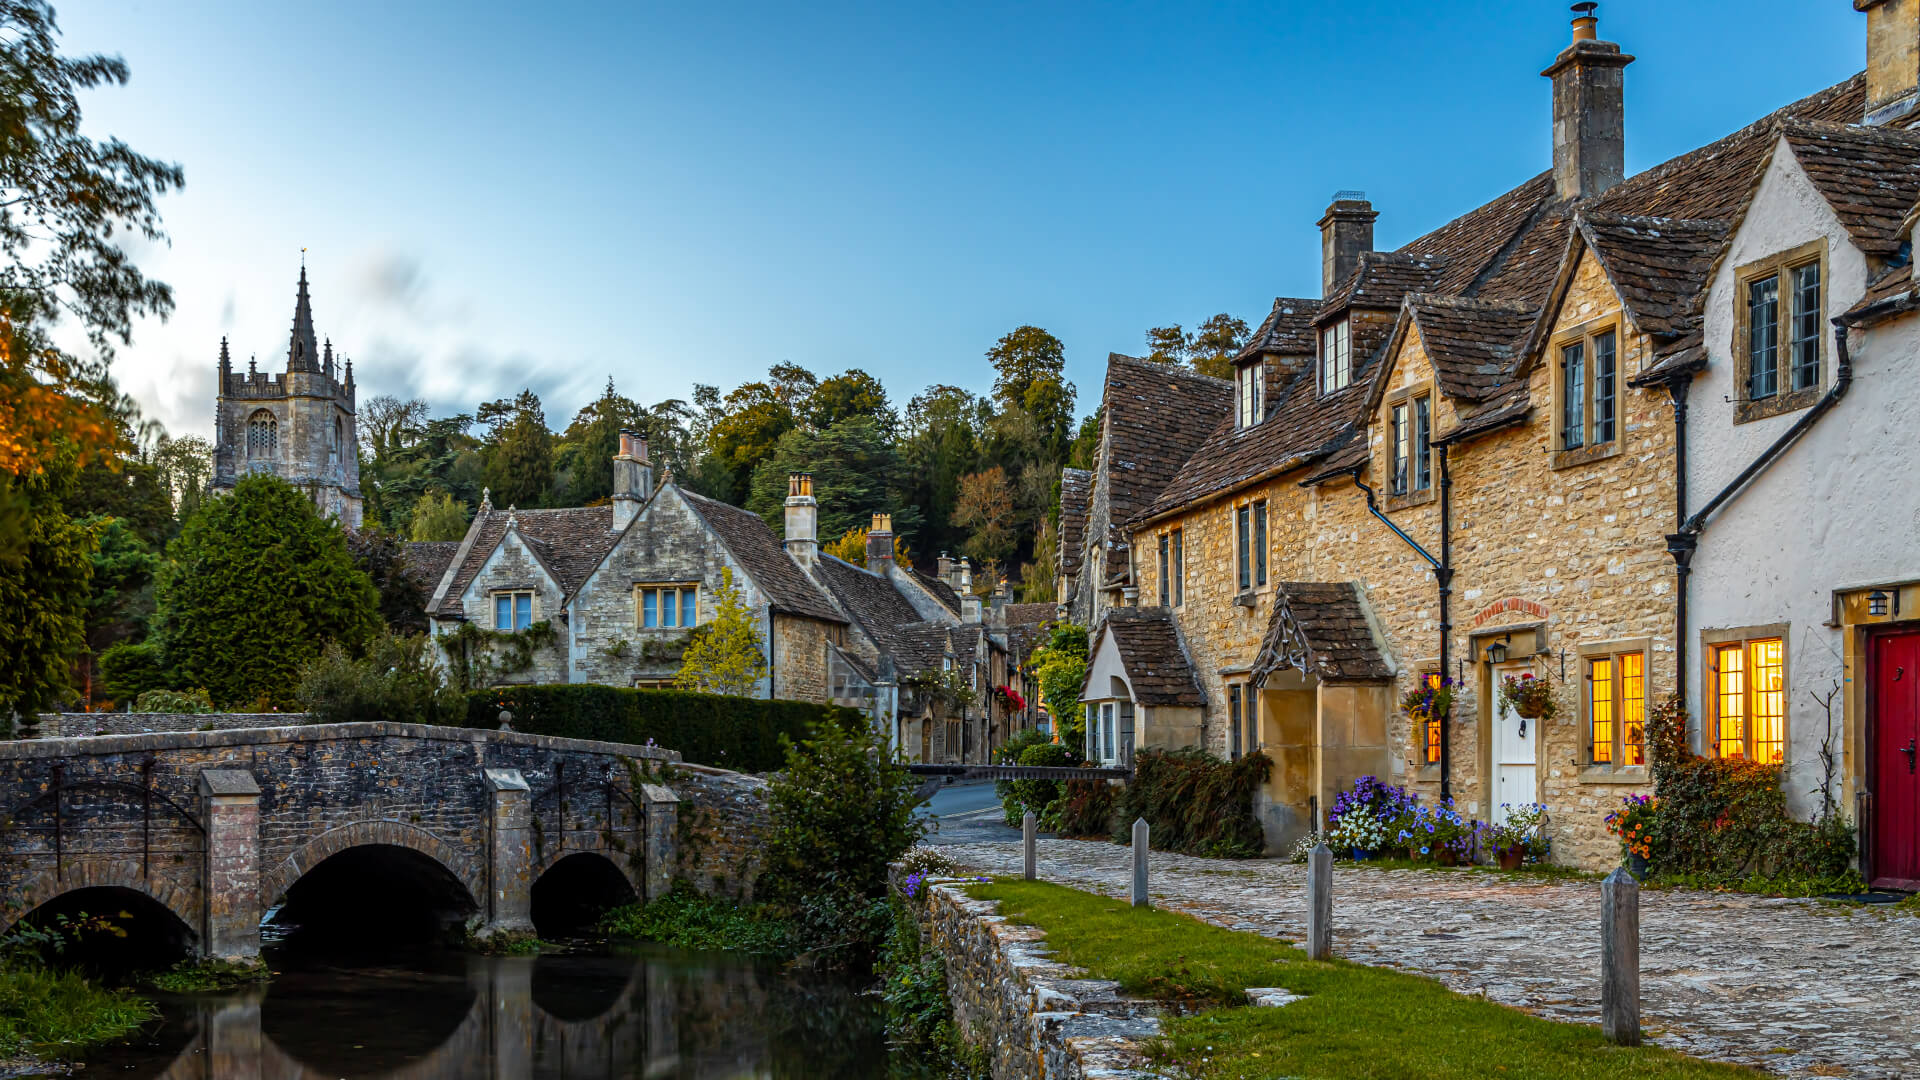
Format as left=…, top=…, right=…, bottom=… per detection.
left=1237, top=297, right=1323, bottom=361
left=1780, top=119, right=1920, bottom=256
left=433, top=506, right=618, bottom=616
left=1057, top=467, right=1092, bottom=580
left=1097, top=607, right=1204, bottom=707
left=1250, top=582, right=1392, bottom=686
left=1403, top=295, right=1540, bottom=402
left=1099, top=354, right=1233, bottom=532
left=679, top=490, right=844, bottom=622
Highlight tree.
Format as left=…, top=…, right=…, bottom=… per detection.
left=1144, top=324, right=1190, bottom=365
left=296, top=630, right=462, bottom=726
left=806, top=369, right=894, bottom=434
left=1067, top=411, right=1101, bottom=471
left=757, top=717, right=924, bottom=909
left=408, top=491, right=469, bottom=541
left=1018, top=519, right=1056, bottom=603
left=1190, top=313, right=1251, bottom=380
left=0, top=1, right=182, bottom=483
left=745, top=415, right=918, bottom=544
left=358, top=395, right=428, bottom=460
left=553, top=378, right=644, bottom=506
left=987, top=325, right=1065, bottom=412
left=0, top=457, right=96, bottom=719
left=673, top=567, right=766, bottom=697
left=345, top=527, right=427, bottom=635
left=706, top=372, right=805, bottom=500
left=899, top=385, right=985, bottom=559
left=952, top=466, right=1015, bottom=570
left=153, top=473, right=381, bottom=708
left=152, top=433, right=211, bottom=521
left=79, top=513, right=157, bottom=705
left=823, top=523, right=911, bottom=566
left=1029, top=622, right=1090, bottom=748
left=479, top=389, right=552, bottom=510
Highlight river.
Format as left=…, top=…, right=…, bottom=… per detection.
left=61, top=940, right=922, bottom=1079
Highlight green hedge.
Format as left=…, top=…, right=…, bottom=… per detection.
left=466, top=684, right=863, bottom=772
left=1114, top=748, right=1272, bottom=859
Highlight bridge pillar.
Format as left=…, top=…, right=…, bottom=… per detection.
left=198, top=769, right=262, bottom=960
left=640, top=784, right=679, bottom=902
left=482, top=768, right=534, bottom=937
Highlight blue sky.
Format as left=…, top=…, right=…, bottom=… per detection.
left=62, top=1, right=1862, bottom=440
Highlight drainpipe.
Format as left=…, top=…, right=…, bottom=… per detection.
left=766, top=608, right=776, bottom=700
left=1663, top=378, right=1694, bottom=708
left=1351, top=465, right=1454, bottom=803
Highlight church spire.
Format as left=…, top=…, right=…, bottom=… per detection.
left=287, top=261, right=320, bottom=373
left=323, top=337, right=334, bottom=379
left=218, top=336, right=232, bottom=380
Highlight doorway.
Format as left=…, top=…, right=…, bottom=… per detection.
left=1490, top=660, right=1538, bottom=825
left=1872, top=629, right=1920, bottom=889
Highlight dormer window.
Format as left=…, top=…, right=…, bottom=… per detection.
left=1320, top=319, right=1351, bottom=393
left=1734, top=240, right=1825, bottom=424
left=1234, top=361, right=1263, bottom=429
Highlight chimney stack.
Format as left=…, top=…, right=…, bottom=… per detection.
left=1318, top=192, right=1377, bottom=297
left=783, top=473, right=818, bottom=567
left=865, top=513, right=896, bottom=574
left=937, top=552, right=955, bottom=585
left=611, top=429, right=652, bottom=530
left=958, top=558, right=982, bottom=623
left=1542, top=4, right=1632, bottom=201
left=1861, top=0, right=1920, bottom=125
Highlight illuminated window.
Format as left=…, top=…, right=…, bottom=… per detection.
left=1423, top=670, right=1442, bottom=765
left=637, top=584, right=700, bottom=629
left=1583, top=647, right=1647, bottom=766
left=492, top=590, right=534, bottom=631
left=1320, top=319, right=1351, bottom=393
left=1711, top=637, right=1786, bottom=763
left=1590, top=657, right=1614, bottom=764
left=1621, top=652, right=1646, bottom=766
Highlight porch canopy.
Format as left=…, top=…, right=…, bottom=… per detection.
left=1080, top=607, right=1204, bottom=765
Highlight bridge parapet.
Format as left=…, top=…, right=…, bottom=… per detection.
left=0, top=722, right=684, bottom=956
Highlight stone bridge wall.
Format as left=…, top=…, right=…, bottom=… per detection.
left=664, top=763, right=770, bottom=900
left=29, top=712, right=305, bottom=738
left=0, top=723, right=683, bottom=957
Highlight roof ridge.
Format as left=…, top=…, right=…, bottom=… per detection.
left=1107, top=350, right=1231, bottom=386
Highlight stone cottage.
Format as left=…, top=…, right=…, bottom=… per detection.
left=418, top=434, right=1042, bottom=764
left=1073, top=7, right=1919, bottom=869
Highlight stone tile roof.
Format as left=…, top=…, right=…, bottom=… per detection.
left=1780, top=120, right=1920, bottom=256
left=1100, top=353, right=1232, bottom=534
left=403, top=541, right=460, bottom=592
left=1004, top=602, right=1054, bottom=625
left=1057, top=467, right=1092, bottom=580
left=1402, top=295, right=1539, bottom=402
left=1094, top=607, right=1203, bottom=707
left=813, top=554, right=924, bottom=657
left=680, top=490, right=845, bottom=623
left=1250, top=582, right=1391, bottom=686
left=1134, top=74, right=1870, bottom=524
left=1237, top=297, right=1324, bottom=361
left=434, top=506, right=618, bottom=616
left=1577, top=213, right=1730, bottom=341
left=908, top=568, right=962, bottom=615
left=892, top=622, right=988, bottom=677
left=1435, top=388, right=1533, bottom=446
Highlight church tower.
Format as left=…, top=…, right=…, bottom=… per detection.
left=210, top=265, right=363, bottom=526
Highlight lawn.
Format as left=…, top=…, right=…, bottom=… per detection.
left=971, top=879, right=1754, bottom=1080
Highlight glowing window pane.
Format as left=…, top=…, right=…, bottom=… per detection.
left=1621, top=653, right=1646, bottom=766
left=1716, top=645, right=1747, bottom=759
left=1750, top=639, right=1785, bottom=763
left=1590, top=658, right=1614, bottom=764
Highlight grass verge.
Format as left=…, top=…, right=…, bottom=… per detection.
left=0, top=966, right=156, bottom=1059
left=600, top=888, right=796, bottom=958
left=971, top=879, right=1752, bottom=1080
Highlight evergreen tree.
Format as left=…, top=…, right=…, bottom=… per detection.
left=346, top=527, right=428, bottom=635
left=479, top=390, right=552, bottom=510
left=674, top=568, right=767, bottom=697
left=0, top=457, right=96, bottom=719
left=408, top=491, right=469, bottom=541
left=899, top=385, right=985, bottom=560
left=553, top=378, right=644, bottom=506
left=153, top=473, right=381, bottom=708
left=745, top=415, right=919, bottom=543
left=80, top=514, right=158, bottom=705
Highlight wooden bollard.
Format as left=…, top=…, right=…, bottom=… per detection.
left=1022, top=810, right=1037, bottom=880
left=1306, top=842, right=1332, bottom=960
left=1601, top=867, right=1641, bottom=1046
left=1130, top=818, right=1149, bottom=908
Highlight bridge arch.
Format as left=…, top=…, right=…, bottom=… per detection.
left=261, top=819, right=485, bottom=909
left=530, top=850, right=639, bottom=935
left=2, top=860, right=200, bottom=941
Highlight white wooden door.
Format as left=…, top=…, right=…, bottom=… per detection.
left=1491, top=661, right=1537, bottom=825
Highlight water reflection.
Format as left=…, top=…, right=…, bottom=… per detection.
left=86, top=944, right=904, bottom=1079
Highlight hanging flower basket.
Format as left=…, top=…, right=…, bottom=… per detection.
left=1401, top=680, right=1453, bottom=724
left=1498, top=672, right=1557, bottom=721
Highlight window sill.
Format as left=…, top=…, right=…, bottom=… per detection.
left=1735, top=386, right=1821, bottom=425
left=1384, top=488, right=1436, bottom=513
left=1551, top=441, right=1620, bottom=471
left=1416, top=762, right=1442, bottom=780
left=1577, top=765, right=1650, bottom=785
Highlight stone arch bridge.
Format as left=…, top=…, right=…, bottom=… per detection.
left=0, top=722, right=683, bottom=958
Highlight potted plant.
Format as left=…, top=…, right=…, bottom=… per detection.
left=1326, top=776, right=1415, bottom=860
left=1497, top=671, right=1557, bottom=722
left=1487, top=803, right=1550, bottom=869
left=1604, top=793, right=1658, bottom=880
left=1402, top=679, right=1454, bottom=727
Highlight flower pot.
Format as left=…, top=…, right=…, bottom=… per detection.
left=1496, top=847, right=1524, bottom=871
left=1351, top=848, right=1369, bottom=862
left=1627, top=853, right=1650, bottom=881
left=1436, top=848, right=1459, bottom=867
left=1514, top=701, right=1547, bottom=720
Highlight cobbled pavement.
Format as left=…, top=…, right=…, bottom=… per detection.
left=931, top=835, right=1920, bottom=1079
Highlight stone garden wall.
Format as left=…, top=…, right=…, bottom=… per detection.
left=909, top=879, right=1159, bottom=1080
left=30, top=712, right=305, bottom=738
left=663, top=763, right=771, bottom=901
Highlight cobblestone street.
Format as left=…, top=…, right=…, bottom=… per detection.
left=932, top=835, right=1920, bottom=1079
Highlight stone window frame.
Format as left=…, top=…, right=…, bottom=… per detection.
left=1232, top=500, right=1269, bottom=598
left=246, top=408, right=278, bottom=459
left=1382, top=381, right=1437, bottom=511
left=1158, top=529, right=1186, bottom=607
left=1733, top=239, right=1827, bottom=425
left=1224, top=678, right=1260, bottom=759
left=1234, top=358, right=1264, bottom=430
left=1702, top=622, right=1791, bottom=764
left=1575, top=636, right=1652, bottom=783
left=491, top=589, right=536, bottom=631
left=635, top=582, right=701, bottom=630
left=1320, top=318, right=1352, bottom=395
left=1548, top=315, right=1624, bottom=470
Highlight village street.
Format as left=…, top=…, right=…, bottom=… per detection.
left=931, top=834, right=1920, bottom=1080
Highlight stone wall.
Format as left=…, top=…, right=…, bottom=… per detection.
left=907, top=878, right=1159, bottom=1080
left=771, top=615, right=834, bottom=703
left=29, top=712, right=305, bottom=738
left=453, top=529, right=572, bottom=683
left=663, top=763, right=770, bottom=901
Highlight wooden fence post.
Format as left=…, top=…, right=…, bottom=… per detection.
left=1306, top=842, right=1332, bottom=960
left=1022, top=810, right=1037, bottom=881
left=1130, top=818, right=1149, bottom=908
left=1601, top=867, right=1641, bottom=1046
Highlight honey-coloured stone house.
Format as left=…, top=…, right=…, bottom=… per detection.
left=1076, top=8, right=1920, bottom=869
left=416, top=434, right=1044, bottom=765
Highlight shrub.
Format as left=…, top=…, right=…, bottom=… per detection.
left=758, top=719, right=925, bottom=911
left=1046, top=776, right=1116, bottom=837
left=468, top=684, right=862, bottom=772
left=97, top=640, right=172, bottom=703
left=1029, top=623, right=1089, bottom=748
left=132, top=687, right=212, bottom=714
left=995, top=725, right=1056, bottom=823
left=1007, top=742, right=1073, bottom=822
left=297, top=631, right=465, bottom=726
left=1112, top=748, right=1271, bottom=859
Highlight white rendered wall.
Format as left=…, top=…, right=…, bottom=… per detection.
left=1691, top=137, right=1920, bottom=816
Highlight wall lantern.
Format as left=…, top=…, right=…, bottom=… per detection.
left=1485, top=639, right=1510, bottom=665
left=1869, top=589, right=1892, bottom=618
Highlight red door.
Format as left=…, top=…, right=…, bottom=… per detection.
left=1872, top=631, right=1920, bottom=889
